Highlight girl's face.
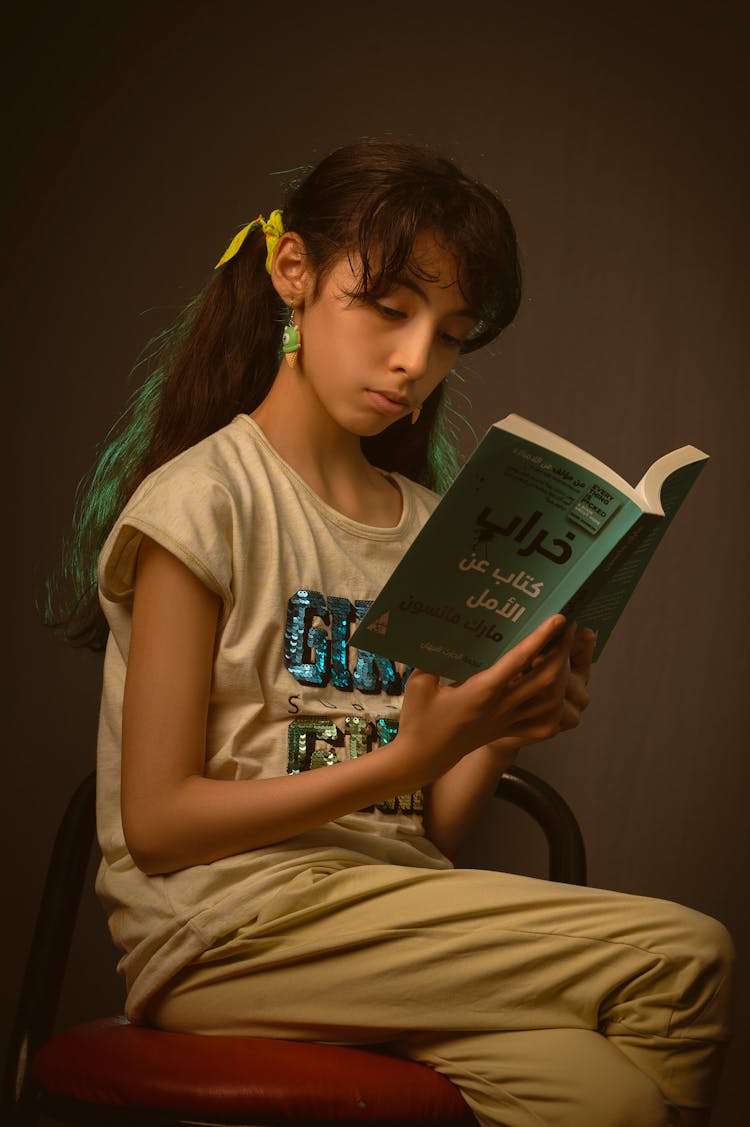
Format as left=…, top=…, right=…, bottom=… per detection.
left=296, top=235, right=478, bottom=438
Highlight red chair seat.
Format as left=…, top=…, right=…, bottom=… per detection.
left=32, top=1016, right=475, bottom=1125
left=9, top=769, right=584, bottom=1125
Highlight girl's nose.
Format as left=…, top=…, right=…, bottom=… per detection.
left=390, top=325, right=433, bottom=380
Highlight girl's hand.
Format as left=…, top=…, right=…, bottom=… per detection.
left=414, top=623, right=594, bottom=856
left=394, top=616, right=580, bottom=791
left=483, top=624, right=596, bottom=760
left=561, top=624, right=595, bottom=730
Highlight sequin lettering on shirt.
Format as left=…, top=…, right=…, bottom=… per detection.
left=285, top=590, right=329, bottom=686
left=327, top=595, right=354, bottom=691
left=344, top=714, right=371, bottom=760
left=353, top=597, right=406, bottom=694
left=285, top=590, right=405, bottom=694
left=283, top=589, right=420, bottom=814
left=287, top=717, right=343, bottom=773
left=287, top=714, right=423, bottom=815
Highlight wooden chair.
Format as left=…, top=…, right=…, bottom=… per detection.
left=3, top=766, right=586, bottom=1126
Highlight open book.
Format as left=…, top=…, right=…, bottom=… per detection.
left=351, top=414, right=708, bottom=682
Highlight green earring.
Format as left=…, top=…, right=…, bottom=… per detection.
left=282, top=308, right=301, bottom=368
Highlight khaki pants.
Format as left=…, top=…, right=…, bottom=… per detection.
left=150, top=865, right=734, bottom=1127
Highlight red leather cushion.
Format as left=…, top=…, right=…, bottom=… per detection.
left=32, top=1016, right=475, bottom=1124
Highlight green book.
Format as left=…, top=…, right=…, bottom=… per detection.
left=352, top=414, right=708, bottom=682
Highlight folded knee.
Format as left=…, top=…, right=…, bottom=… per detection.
left=580, top=1070, right=668, bottom=1127
left=646, top=898, right=734, bottom=974
left=642, top=900, right=735, bottom=1048
left=671, top=905, right=735, bottom=995
left=691, top=911, right=735, bottom=974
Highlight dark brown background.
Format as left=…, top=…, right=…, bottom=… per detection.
left=4, top=2, right=748, bottom=1122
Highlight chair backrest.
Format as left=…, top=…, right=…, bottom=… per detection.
left=495, top=765, right=587, bottom=885
left=4, top=772, right=96, bottom=1121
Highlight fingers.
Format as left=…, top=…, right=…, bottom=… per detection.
left=483, top=615, right=567, bottom=687
left=508, top=621, right=574, bottom=692
left=508, top=668, right=588, bottom=741
left=564, top=627, right=596, bottom=711
left=571, top=626, right=596, bottom=672
left=499, top=640, right=573, bottom=730
left=406, top=616, right=591, bottom=755
left=505, top=660, right=570, bottom=725
left=545, top=626, right=593, bottom=721
left=499, top=622, right=585, bottom=733
left=565, top=676, right=590, bottom=711
left=400, top=667, right=441, bottom=712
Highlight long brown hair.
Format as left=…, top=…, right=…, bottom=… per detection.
left=45, top=139, right=522, bottom=649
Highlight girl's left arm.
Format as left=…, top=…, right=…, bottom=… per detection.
left=421, top=627, right=595, bottom=857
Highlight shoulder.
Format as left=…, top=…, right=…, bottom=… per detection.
left=137, top=415, right=263, bottom=498
left=98, top=416, right=263, bottom=611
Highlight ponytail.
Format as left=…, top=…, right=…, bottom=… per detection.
left=43, top=227, right=284, bottom=649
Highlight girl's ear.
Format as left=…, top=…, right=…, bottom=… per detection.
left=270, top=233, right=313, bottom=308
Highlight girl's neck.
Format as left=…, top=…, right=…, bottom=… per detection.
left=250, top=367, right=403, bottom=528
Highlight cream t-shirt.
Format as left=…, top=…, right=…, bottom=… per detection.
left=96, top=415, right=452, bottom=1020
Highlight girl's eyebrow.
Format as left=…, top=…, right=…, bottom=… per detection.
left=393, top=275, right=477, bottom=319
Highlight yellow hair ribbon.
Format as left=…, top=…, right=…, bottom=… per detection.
left=214, top=209, right=285, bottom=273
left=261, top=209, right=285, bottom=273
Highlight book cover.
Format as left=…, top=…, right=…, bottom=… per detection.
left=351, top=416, right=707, bottom=682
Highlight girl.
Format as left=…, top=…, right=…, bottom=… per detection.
left=49, top=140, right=732, bottom=1127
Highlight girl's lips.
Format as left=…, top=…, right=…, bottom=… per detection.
left=366, top=389, right=409, bottom=417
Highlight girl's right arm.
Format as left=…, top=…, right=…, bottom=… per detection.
left=121, top=538, right=572, bottom=875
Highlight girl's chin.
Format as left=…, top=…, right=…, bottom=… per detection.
left=334, top=407, right=402, bottom=439
left=356, top=417, right=403, bottom=439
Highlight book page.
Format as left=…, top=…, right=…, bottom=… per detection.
left=494, top=415, right=642, bottom=501
left=494, top=416, right=706, bottom=515
left=635, top=446, right=708, bottom=512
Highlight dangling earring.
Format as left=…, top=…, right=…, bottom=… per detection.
left=282, top=307, right=302, bottom=368
left=411, top=404, right=422, bottom=425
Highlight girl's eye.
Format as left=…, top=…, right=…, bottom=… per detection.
left=369, top=300, right=465, bottom=348
left=373, top=301, right=406, bottom=320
